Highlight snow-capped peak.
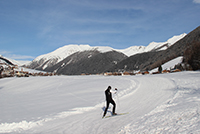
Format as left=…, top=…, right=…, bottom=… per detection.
left=145, top=33, right=187, bottom=52
left=31, top=44, right=115, bottom=68
left=117, top=46, right=146, bottom=57
left=94, top=46, right=114, bottom=53
left=33, top=44, right=90, bottom=62
left=167, top=33, right=187, bottom=45
left=29, top=33, right=187, bottom=69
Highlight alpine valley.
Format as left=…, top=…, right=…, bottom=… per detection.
left=25, top=26, right=200, bottom=75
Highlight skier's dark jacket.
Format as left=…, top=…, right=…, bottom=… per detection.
left=105, top=89, right=113, bottom=102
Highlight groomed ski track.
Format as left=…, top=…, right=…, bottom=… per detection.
left=24, top=75, right=173, bottom=133
left=1, top=72, right=200, bottom=133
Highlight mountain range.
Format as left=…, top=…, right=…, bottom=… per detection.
left=25, top=26, right=200, bottom=75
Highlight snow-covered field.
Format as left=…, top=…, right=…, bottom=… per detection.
left=1, top=71, right=200, bottom=134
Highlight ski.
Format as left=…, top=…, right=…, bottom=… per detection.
left=103, top=112, right=129, bottom=119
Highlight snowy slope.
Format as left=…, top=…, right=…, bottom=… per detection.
left=29, top=45, right=116, bottom=70
left=0, top=55, right=30, bottom=66
left=0, top=55, right=45, bottom=74
left=0, top=71, right=200, bottom=133
left=32, top=45, right=116, bottom=65
left=117, top=46, right=146, bottom=56
left=11, top=60, right=31, bottom=66
left=150, top=56, right=183, bottom=73
left=144, top=33, right=187, bottom=52
left=32, top=44, right=91, bottom=63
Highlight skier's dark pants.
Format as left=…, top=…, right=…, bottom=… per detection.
left=104, top=99, right=116, bottom=115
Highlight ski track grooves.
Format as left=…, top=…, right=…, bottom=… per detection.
left=42, top=76, right=173, bottom=134
left=1, top=75, right=177, bottom=134
left=19, top=77, right=137, bottom=134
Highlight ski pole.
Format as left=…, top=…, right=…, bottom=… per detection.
left=115, top=88, right=121, bottom=111
left=100, top=101, right=106, bottom=115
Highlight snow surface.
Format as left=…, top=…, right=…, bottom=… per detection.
left=150, top=56, right=183, bottom=73
left=15, top=66, right=47, bottom=73
left=1, top=71, right=200, bottom=134
left=0, top=55, right=30, bottom=66
left=144, top=33, right=187, bottom=52
left=14, top=60, right=31, bottom=66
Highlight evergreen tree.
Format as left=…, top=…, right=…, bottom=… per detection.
left=183, top=41, right=200, bottom=70
left=158, top=65, right=162, bottom=73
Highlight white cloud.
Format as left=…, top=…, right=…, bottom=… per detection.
left=7, top=54, right=35, bottom=60
left=0, top=50, right=34, bottom=60
left=193, top=0, right=200, bottom=3
left=0, top=50, right=11, bottom=55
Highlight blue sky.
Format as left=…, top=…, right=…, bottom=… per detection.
left=0, top=0, right=200, bottom=61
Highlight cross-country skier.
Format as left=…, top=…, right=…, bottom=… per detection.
left=103, top=86, right=117, bottom=118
